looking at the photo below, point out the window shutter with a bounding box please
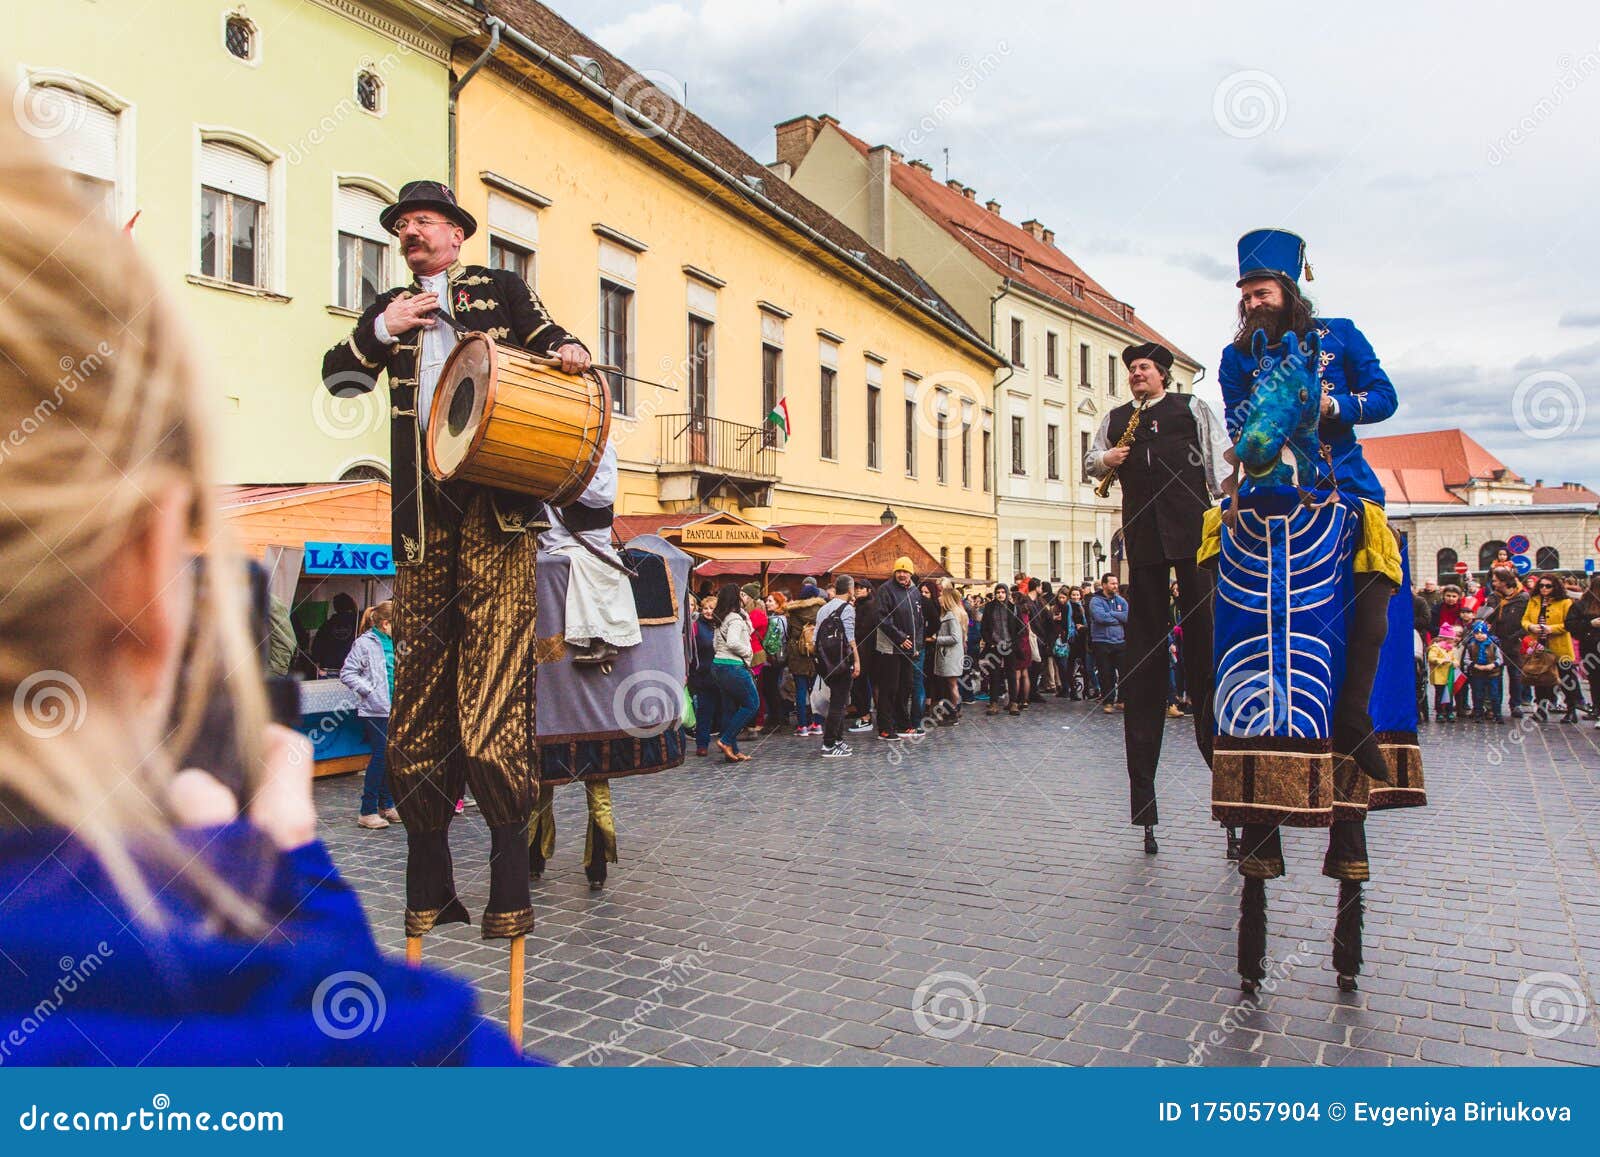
[200,141,269,201]
[336,184,389,243]
[46,89,117,181]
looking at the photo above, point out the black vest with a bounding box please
[1108,392,1210,566]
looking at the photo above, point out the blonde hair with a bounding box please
[360,599,395,634]
[939,584,968,634]
[0,117,266,929]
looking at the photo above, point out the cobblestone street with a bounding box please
[317,701,1600,1067]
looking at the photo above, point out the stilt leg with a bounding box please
[1239,877,1268,994]
[405,936,423,966]
[507,935,526,1050]
[1333,879,1364,991]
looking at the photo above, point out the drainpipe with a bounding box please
[988,281,1016,527]
[447,16,501,190]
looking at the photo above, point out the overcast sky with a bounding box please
[572,0,1600,487]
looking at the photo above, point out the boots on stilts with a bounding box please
[1333,879,1364,992]
[585,820,608,891]
[1239,877,1268,995]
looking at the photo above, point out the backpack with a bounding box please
[763,618,787,667]
[815,609,850,678]
[798,623,816,657]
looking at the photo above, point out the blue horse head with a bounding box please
[1234,328,1326,492]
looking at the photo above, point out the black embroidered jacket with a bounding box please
[320,262,578,564]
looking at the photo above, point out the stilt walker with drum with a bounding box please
[321,180,596,1047]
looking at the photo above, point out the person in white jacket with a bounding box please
[339,600,398,829]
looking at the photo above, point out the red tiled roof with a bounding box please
[1532,483,1600,505]
[482,2,993,356]
[1362,429,1518,488]
[819,120,1196,367]
[218,482,385,509]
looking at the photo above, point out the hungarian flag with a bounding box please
[766,397,790,437]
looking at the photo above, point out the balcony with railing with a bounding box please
[656,413,780,508]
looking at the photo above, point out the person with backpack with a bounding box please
[339,600,398,830]
[688,594,721,756]
[849,579,879,734]
[741,583,769,729]
[784,580,828,736]
[758,592,790,734]
[814,575,861,758]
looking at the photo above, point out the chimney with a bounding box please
[908,158,933,176]
[962,186,976,201]
[866,144,893,252]
[774,115,822,172]
[767,160,792,181]
[1041,228,1055,246]
[1020,218,1047,242]
[1534,478,1544,488]
[945,178,964,193]
[985,198,1002,215]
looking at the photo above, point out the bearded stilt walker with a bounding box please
[321,180,593,1047]
[1206,229,1425,995]
[1086,343,1232,857]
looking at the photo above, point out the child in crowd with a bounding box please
[1463,620,1505,723]
[1427,624,1460,722]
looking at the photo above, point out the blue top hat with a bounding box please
[1236,228,1309,286]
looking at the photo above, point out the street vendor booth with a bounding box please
[610,511,949,593]
[220,482,395,777]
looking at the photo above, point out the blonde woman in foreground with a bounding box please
[0,118,523,1065]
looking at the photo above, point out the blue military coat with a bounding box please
[1218,317,1396,505]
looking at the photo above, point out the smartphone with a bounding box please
[170,558,301,797]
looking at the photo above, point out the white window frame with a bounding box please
[221,10,262,67]
[193,127,284,294]
[599,276,637,417]
[488,190,541,292]
[331,177,395,312]
[17,68,136,226]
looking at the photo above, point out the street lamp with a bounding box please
[880,505,897,526]
[1092,538,1105,564]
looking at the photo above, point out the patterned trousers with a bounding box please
[390,480,537,939]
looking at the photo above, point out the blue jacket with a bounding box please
[1218,317,1396,505]
[1089,593,1128,645]
[0,823,529,1066]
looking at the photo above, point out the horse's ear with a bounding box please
[1251,328,1269,363]
[1303,327,1322,367]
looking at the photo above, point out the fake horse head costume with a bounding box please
[1207,239,1426,995]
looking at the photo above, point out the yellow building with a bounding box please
[5,0,476,481]
[777,115,1202,585]
[451,1,1004,580]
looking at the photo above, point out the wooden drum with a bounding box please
[426,333,610,506]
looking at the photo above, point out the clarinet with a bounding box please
[1093,400,1149,498]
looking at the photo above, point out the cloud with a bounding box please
[1167,251,1235,282]
[1558,310,1600,328]
[1243,145,1339,175]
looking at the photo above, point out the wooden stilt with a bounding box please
[405,935,423,966]
[507,935,526,1051]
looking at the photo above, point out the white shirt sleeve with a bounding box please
[1084,411,1115,480]
[1189,395,1233,498]
[373,311,398,346]
[574,440,617,509]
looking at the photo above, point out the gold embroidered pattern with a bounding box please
[401,534,421,563]
[345,336,379,368]
[463,298,498,312]
[456,274,493,286]
[483,326,511,341]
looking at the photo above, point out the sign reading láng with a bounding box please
[303,541,395,575]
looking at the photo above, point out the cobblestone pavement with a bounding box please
[316,698,1600,1067]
